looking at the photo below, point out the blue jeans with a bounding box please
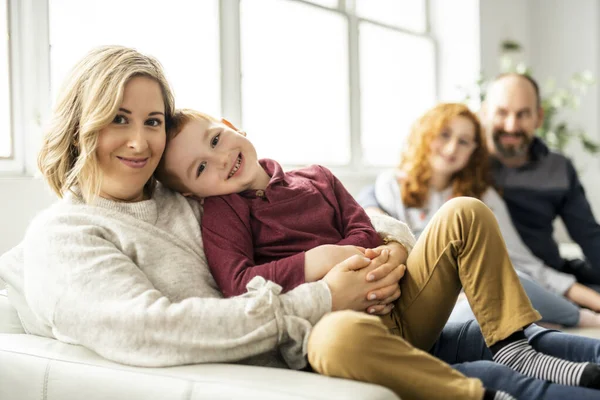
[432,320,600,399]
[449,273,581,327]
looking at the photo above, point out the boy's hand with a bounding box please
[363,242,408,315]
[365,242,408,282]
[304,244,366,282]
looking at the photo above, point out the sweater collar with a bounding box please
[66,189,159,224]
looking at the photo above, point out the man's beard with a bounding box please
[492,130,532,158]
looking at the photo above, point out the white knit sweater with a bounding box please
[0,184,415,369]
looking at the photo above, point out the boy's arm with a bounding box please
[202,196,307,297]
[319,166,383,248]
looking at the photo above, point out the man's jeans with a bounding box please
[449,274,581,327]
[432,320,600,399]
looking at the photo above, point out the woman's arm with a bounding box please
[19,212,403,369]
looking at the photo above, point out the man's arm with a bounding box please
[559,160,600,270]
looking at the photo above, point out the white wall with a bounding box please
[528,0,600,217]
[479,0,532,77]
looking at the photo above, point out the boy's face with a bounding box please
[161,118,262,198]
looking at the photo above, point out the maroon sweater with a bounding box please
[202,159,383,297]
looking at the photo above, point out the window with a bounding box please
[360,23,435,166]
[355,0,427,32]
[49,0,221,116]
[304,0,338,8]
[238,0,434,167]
[0,0,11,159]
[3,0,436,173]
[240,0,350,164]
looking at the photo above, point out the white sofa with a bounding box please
[0,289,399,400]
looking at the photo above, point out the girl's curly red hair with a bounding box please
[399,103,491,208]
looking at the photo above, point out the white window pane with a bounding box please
[305,0,338,8]
[356,0,426,32]
[240,0,350,165]
[0,0,11,158]
[49,0,220,116]
[360,23,435,166]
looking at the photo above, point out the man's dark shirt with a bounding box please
[491,138,600,272]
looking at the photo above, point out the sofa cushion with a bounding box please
[0,334,399,400]
[0,289,25,334]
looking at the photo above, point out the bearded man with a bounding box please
[482,73,600,287]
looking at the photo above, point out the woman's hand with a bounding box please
[322,253,406,313]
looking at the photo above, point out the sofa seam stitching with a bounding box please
[42,359,51,400]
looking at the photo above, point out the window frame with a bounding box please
[1,0,435,176]
[0,0,15,165]
[0,0,50,175]
[224,0,436,174]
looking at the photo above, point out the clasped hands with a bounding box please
[306,242,408,316]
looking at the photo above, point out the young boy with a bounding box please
[156,109,397,298]
[156,109,600,394]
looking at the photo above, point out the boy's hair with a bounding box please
[155,109,220,192]
[38,45,175,203]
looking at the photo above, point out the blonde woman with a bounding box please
[1,47,600,400]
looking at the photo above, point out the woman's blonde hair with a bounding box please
[38,45,175,202]
[399,103,491,208]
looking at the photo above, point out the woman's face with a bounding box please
[96,76,166,202]
[429,115,477,177]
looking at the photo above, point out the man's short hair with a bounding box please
[491,73,541,107]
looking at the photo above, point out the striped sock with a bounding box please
[483,389,516,400]
[492,337,596,386]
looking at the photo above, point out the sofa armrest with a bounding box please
[0,333,399,400]
[0,289,25,334]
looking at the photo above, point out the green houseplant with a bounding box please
[462,40,599,155]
